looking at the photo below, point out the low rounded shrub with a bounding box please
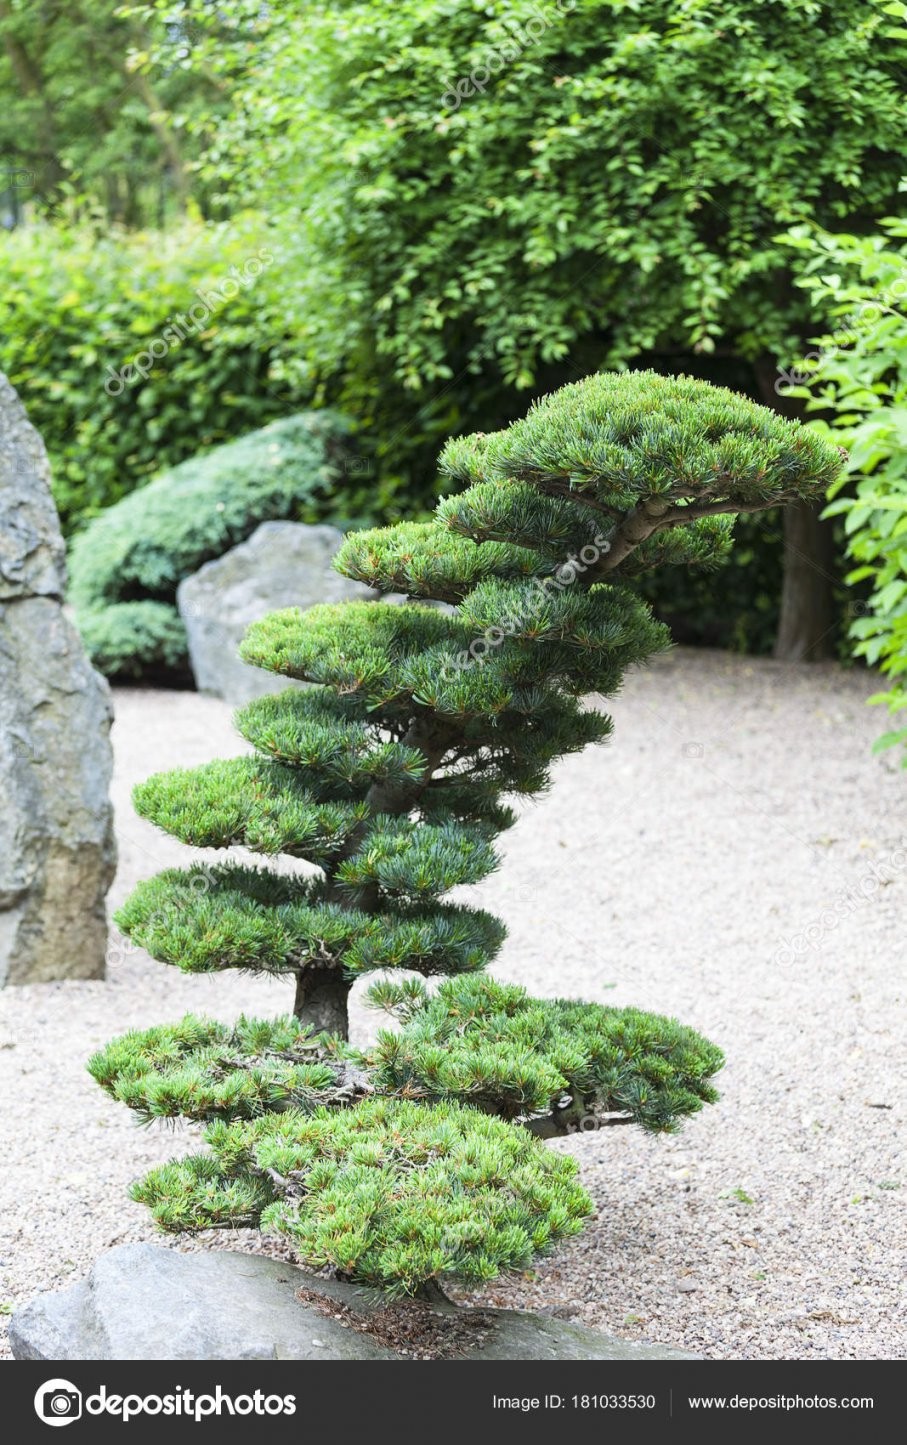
[69,411,353,682]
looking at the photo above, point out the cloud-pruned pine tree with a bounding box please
[91,372,842,1295]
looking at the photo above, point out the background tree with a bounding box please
[140,0,906,658]
[90,372,841,1294]
[0,0,234,223]
[2,0,901,657]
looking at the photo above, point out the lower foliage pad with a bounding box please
[134,1096,593,1296]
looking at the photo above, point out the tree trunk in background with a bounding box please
[122,20,190,213]
[772,501,837,661]
[753,357,838,661]
[0,0,66,195]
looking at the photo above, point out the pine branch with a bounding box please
[589,499,669,573]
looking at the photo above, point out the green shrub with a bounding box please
[91,371,840,1295]
[75,601,189,682]
[782,219,907,762]
[69,410,353,681]
[0,214,313,534]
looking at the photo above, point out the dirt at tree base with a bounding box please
[295,1281,498,1360]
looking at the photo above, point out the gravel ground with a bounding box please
[1,649,904,1360]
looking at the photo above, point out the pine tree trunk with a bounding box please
[293,966,349,1037]
[753,357,837,662]
[413,1278,454,1305]
[292,721,456,1041]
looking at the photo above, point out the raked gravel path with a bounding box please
[1,649,904,1360]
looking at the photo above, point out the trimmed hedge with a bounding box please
[0,215,311,535]
[69,411,353,682]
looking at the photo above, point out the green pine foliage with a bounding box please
[438,373,839,507]
[336,522,545,603]
[133,1098,593,1296]
[94,371,841,1294]
[116,865,505,979]
[88,1014,344,1124]
[367,977,724,1134]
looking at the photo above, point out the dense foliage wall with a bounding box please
[0,217,310,534]
[4,0,906,652]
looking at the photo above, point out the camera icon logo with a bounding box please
[34,1379,83,1427]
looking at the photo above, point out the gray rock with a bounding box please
[0,374,115,985]
[0,381,66,603]
[304,1274,698,1361]
[11,1245,697,1361]
[11,1246,397,1361]
[177,521,377,703]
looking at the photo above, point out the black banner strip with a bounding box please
[2,1360,900,1443]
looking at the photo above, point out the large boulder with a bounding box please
[0,374,115,985]
[10,1244,697,1361]
[178,521,376,703]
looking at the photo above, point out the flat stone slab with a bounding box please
[10,1245,697,1361]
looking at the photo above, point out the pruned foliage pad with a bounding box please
[95,372,841,1292]
[88,974,723,1132]
[368,976,724,1132]
[88,1015,354,1124]
[133,1098,593,1296]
